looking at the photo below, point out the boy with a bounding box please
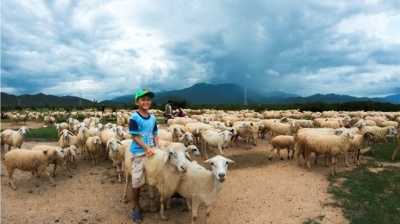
[129,88,159,223]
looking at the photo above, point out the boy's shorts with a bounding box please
[131,152,146,188]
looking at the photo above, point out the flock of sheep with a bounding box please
[1,108,400,223]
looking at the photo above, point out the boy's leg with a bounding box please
[132,187,141,211]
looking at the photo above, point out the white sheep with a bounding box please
[159,140,201,156]
[73,123,89,157]
[144,143,190,220]
[200,130,233,159]
[58,129,76,148]
[157,128,182,142]
[54,122,70,134]
[269,135,295,160]
[1,126,29,155]
[345,132,375,166]
[85,136,103,165]
[31,145,73,178]
[177,155,235,224]
[303,128,354,175]
[100,125,126,158]
[106,137,124,182]
[233,122,256,150]
[4,148,64,189]
[354,119,398,154]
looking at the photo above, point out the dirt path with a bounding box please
[1,122,350,224]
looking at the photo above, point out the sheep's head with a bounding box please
[389,126,398,135]
[164,143,188,172]
[204,155,235,183]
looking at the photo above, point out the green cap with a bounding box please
[135,88,155,101]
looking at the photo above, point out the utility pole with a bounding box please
[244,87,248,106]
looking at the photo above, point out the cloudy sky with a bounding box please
[2,0,400,101]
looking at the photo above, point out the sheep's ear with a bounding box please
[68,131,75,136]
[70,147,76,156]
[163,150,171,164]
[204,158,212,164]
[185,151,192,162]
[117,140,123,145]
[93,137,97,144]
[58,132,63,137]
[56,148,65,158]
[226,158,235,164]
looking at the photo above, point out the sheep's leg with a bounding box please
[329,156,337,176]
[217,145,224,156]
[7,168,17,190]
[95,153,99,165]
[40,167,56,187]
[205,204,213,224]
[344,153,350,167]
[116,164,122,183]
[159,195,168,220]
[147,185,157,213]
[304,152,311,171]
[276,148,283,160]
[191,198,201,224]
[268,147,276,160]
[392,145,400,161]
[62,163,72,178]
[324,155,329,167]
[53,163,58,177]
[184,198,192,211]
[314,153,319,164]
[123,173,130,203]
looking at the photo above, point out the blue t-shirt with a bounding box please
[129,112,158,154]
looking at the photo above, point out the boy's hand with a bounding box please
[145,146,156,157]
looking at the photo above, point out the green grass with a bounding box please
[26,126,59,140]
[326,140,400,224]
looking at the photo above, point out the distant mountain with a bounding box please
[383,94,400,104]
[1,92,95,108]
[282,93,389,104]
[112,83,399,105]
[260,90,299,98]
[1,83,399,108]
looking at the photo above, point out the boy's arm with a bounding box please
[153,135,160,149]
[132,135,155,157]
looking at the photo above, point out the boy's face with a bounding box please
[135,95,152,110]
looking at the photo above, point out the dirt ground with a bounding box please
[1,122,351,224]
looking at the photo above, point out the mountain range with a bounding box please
[1,83,399,108]
[111,83,400,105]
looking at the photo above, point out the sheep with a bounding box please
[85,136,103,165]
[346,132,375,166]
[269,135,295,160]
[32,145,74,178]
[184,122,213,146]
[354,119,398,154]
[157,128,182,142]
[270,121,297,138]
[4,148,65,190]
[159,140,201,156]
[106,138,124,183]
[144,143,190,220]
[303,128,354,175]
[233,122,256,150]
[1,126,29,155]
[200,130,233,159]
[100,125,126,158]
[58,129,76,148]
[73,123,89,157]
[54,122,70,133]
[177,155,235,224]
